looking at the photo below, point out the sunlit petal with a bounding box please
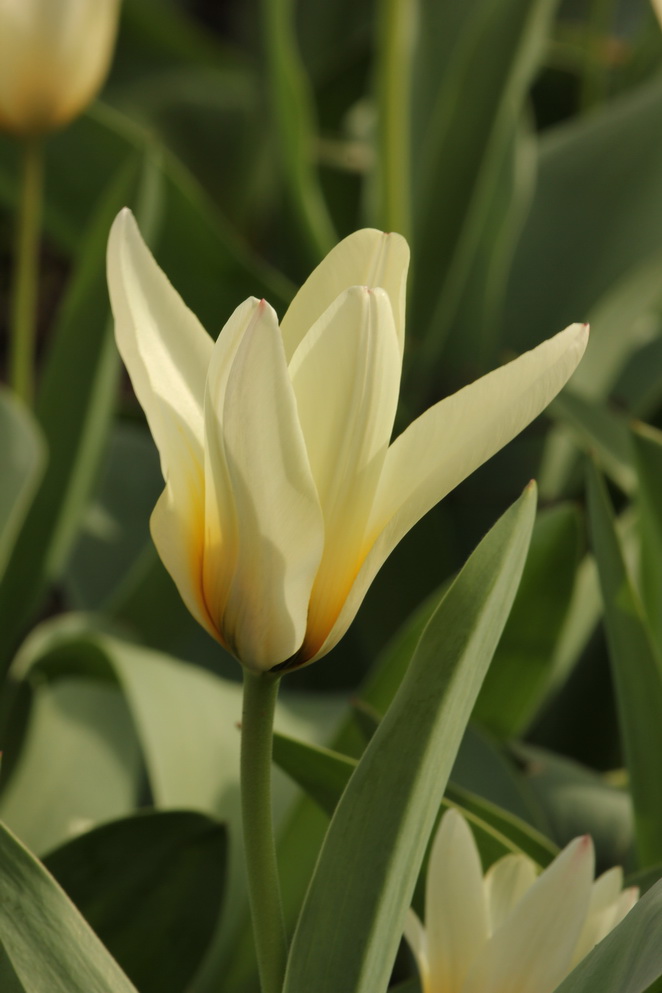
[426,810,489,993]
[217,300,324,670]
[280,229,410,360]
[107,208,212,500]
[309,323,588,661]
[289,286,401,660]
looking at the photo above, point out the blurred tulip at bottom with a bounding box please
[0,0,121,135]
[107,209,587,673]
[406,809,638,993]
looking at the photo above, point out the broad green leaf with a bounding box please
[554,878,662,993]
[474,504,581,738]
[0,153,152,667]
[409,0,554,375]
[272,729,557,868]
[631,422,662,653]
[0,820,138,993]
[505,75,662,353]
[514,743,634,870]
[44,811,226,993]
[63,423,162,610]
[283,484,536,993]
[587,460,662,867]
[0,389,45,582]
[0,675,141,855]
[7,618,342,983]
[549,391,635,494]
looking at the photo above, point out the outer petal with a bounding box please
[107,208,212,490]
[308,322,588,662]
[288,286,401,661]
[484,854,538,934]
[108,208,213,631]
[216,300,324,670]
[463,836,594,993]
[279,229,410,360]
[0,0,120,134]
[404,910,430,993]
[425,810,489,993]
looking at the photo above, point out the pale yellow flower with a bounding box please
[107,209,587,672]
[0,0,121,135]
[406,809,638,993]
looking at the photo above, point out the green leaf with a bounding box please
[409,0,554,374]
[283,484,536,993]
[587,460,662,867]
[506,75,662,353]
[474,504,581,737]
[0,674,142,855]
[0,820,139,993]
[262,0,335,260]
[549,391,635,494]
[554,878,662,993]
[514,744,634,870]
[272,729,556,868]
[0,388,44,582]
[631,421,662,654]
[0,152,151,666]
[44,811,226,993]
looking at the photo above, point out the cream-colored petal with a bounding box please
[425,810,489,993]
[484,854,538,934]
[404,909,430,993]
[150,484,216,641]
[308,322,588,662]
[280,229,410,360]
[201,298,266,645]
[218,300,324,670]
[571,870,638,967]
[463,835,594,993]
[0,0,120,133]
[107,208,212,510]
[289,286,401,660]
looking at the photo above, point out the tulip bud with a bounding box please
[0,0,121,136]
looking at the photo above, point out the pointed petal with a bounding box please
[425,810,489,993]
[289,286,401,659]
[215,300,323,670]
[404,909,430,993]
[280,229,410,360]
[571,869,636,967]
[107,208,212,500]
[464,836,594,993]
[108,208,213,632]
[308,323,588,662]
[201,298,266,645]
[484,854,538,933]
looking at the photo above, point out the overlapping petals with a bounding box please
[406,809,638,993]
[107,208,588,672]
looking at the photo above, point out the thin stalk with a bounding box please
[241,669,287,993]
[375,0,416,237]
[9,136,43,405]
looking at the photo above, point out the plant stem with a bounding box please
[241,669,287,993]
[9,136,43,405]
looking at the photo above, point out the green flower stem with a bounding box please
[9,136,43,405]
[375,0,416,238]
[241,669,287,993]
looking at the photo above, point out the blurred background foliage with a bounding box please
[2,0,662,990]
